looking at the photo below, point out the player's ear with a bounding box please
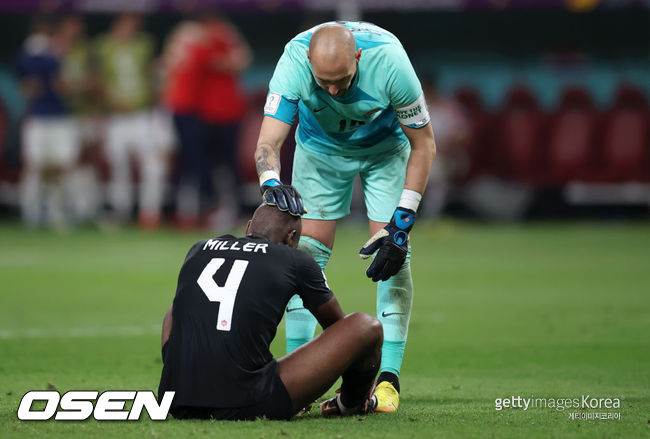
[306,50,311,63]
[286,229,298,248]
[245,220,252,235]
[355,48,362,62]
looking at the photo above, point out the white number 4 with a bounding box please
[197,258,249,331]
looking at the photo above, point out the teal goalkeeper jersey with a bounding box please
[264,21,430,157]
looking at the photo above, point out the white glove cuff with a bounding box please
[259,170,281,186]
[398,189,422,212]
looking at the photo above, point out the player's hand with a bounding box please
[262,183,307,217]
[359,207,415,282]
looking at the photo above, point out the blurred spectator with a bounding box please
[17,17,81,229]
[161,20,208,229]
[421,77,470,219]
[162,14,251,230]
[94,13,169,229]
[196,14,252,230]
[56,15,101,224]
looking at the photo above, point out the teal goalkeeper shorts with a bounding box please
[291,140,410,223]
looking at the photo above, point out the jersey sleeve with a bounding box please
[264,42,305,125]
[385,46,431,129]
[293,250,334,311]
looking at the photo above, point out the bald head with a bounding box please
[246,204,301,247]
[308,24,360,97]
[310,24,356,65]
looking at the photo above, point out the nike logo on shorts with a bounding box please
[286,307,305,313]
[313,106,326,113]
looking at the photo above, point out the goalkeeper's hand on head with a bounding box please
[359,207,415,282]
[260,177,307,217]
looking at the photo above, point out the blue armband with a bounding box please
[264,92,298,125]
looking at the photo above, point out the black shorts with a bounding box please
[169,372,294,421]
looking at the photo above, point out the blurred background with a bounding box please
[0,0,648,232]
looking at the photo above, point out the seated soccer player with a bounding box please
[158,194,382,420]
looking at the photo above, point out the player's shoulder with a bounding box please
[341,22,410,72]
[190,235,300,261]
[193,234,236,248]
[186,235,321,270]
[289,246,324,273]
[184,234,236,260]
[263,239,307,265]
[275,31,312,80]
[343,21,403,49]
[289,245,313,263]
[289,21,401,50]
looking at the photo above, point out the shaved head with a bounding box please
[310,24,356,66]
[246,204,301,247]
[308,24,361,97]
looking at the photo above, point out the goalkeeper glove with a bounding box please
[260,177,282,193]
[359,207,415,282]
[260,177,306,217]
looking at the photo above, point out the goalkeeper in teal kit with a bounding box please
[254,22,436,414]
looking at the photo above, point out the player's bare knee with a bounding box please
[367,316,383,346]
[347,312,382,345]
[346,311,370,325]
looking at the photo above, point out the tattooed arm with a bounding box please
[255,116,293,178]
[255,116,306,215]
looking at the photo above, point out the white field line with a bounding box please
[0,324,160,339]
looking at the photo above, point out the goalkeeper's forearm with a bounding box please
[255,116,291,182]
[255,142,282,183]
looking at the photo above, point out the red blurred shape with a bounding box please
[0,99,19,184]
[546,87,598,185]
[237,91,266,183]
[453,87,493,179]
[598,85,650,182]
[493,85,544,184]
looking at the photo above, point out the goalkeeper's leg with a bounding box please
[372,219,414,411]
[286,234,333,353]
[377,247,412,382]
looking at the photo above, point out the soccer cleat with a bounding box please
[374,381,399,412]
[363,394,378,414]
[319,394,378,416]
[318,396,342,416]
[296,403,313,416]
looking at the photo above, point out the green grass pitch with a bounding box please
[1,221,648,438]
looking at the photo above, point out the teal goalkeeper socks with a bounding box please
[377,247,413,375]
[286,236,332,353]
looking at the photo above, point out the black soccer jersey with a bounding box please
[158,235,333,409]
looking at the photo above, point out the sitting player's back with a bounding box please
[159,234,332,411]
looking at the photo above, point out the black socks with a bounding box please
[340,366,380,409]
[378,371,400,393]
